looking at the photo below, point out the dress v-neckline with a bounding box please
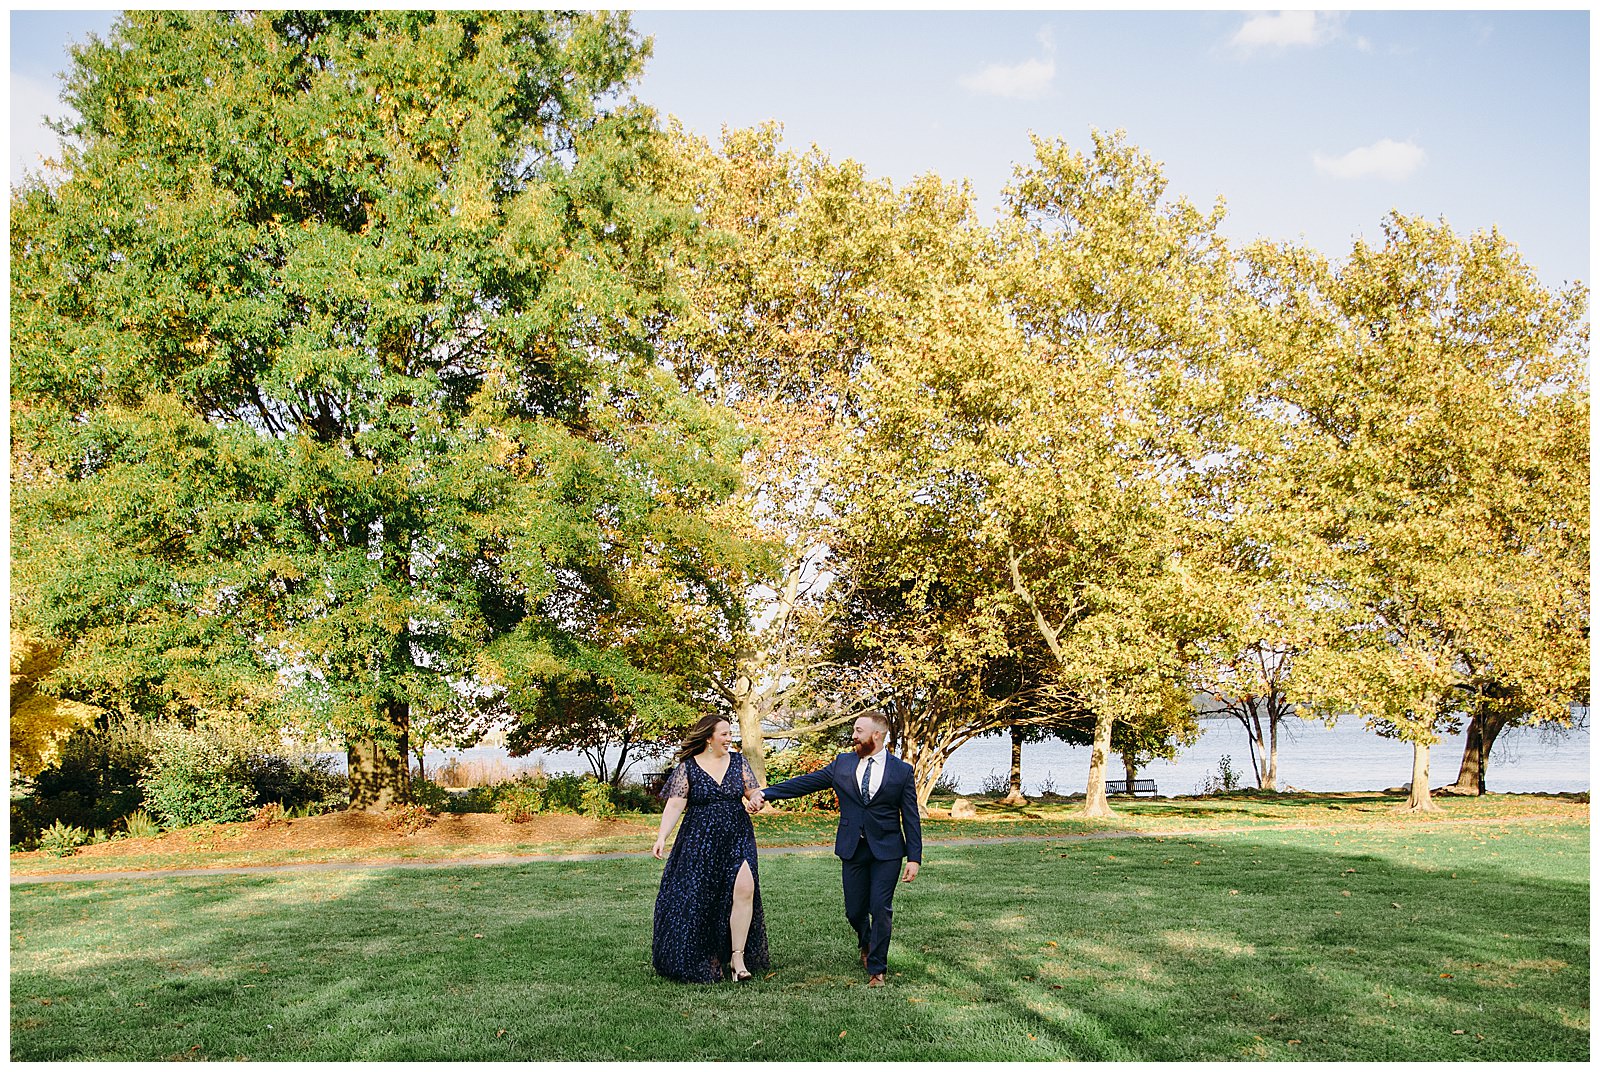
[694,753,733,786]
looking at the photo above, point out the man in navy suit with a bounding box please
[748,713,922,987]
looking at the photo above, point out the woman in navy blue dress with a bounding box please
[651,714,769,983]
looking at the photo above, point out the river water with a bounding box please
[937,714,1590,796]
[398,713,1587,796]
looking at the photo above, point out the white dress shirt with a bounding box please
[855,749,888,801]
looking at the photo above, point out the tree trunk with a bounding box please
[1001,723,1028,805]
[1399,738,1437,812]
[1120,751,1138,792]
[1082,709,1116,818]
[1444,710,1507,795]
[1241,703,1266,789]
[347,702,411,811]
[733,651,768,785]
[912,758,942,817]
[1264,711,1279,792]
[902,733,958,818]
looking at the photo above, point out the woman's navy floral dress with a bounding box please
[651,752,770,982]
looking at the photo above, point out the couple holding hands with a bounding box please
[650,712,922,988]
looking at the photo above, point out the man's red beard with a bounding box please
[853,739,875,758]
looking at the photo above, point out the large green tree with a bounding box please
[1254,217,1589,810]
[659,125,1001,781]
[11,10,749,808]
[977,131,1242,817]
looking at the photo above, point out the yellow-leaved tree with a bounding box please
[10,629,101,777]
[1262,215,1589,811]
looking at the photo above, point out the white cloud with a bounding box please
[1313,138,1427,181]
[960,30,1056,101]
[1230,11,1343,52]
[11,72,72,186]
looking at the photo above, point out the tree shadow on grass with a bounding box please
[9,825,1589,1060]
[893,829,1588,1060]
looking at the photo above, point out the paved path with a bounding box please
[9,815,1567,885]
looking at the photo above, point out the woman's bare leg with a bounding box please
[729,860,755,975]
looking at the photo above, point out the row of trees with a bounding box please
[12,11,1588,817]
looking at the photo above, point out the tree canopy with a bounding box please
[11,10,753,806]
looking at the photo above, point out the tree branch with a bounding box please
[1007,543,1065,661]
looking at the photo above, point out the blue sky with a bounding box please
[10,8,1591,289]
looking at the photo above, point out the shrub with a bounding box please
[979,770,1009,796]
[932,769,962,795]
[494,781,545,824]
[1197,755,1243,796]
[763,747,840,812]
[122,809,162,839]
[579,778,616,819]
[385,803,434,835]
[11,716,157,846]
[242,751,348,814]
[448,785,498,814]
[541,773,587,813]
[285,801,331,819]
[250,802,288,829]
[139,727,258,829]
[409,779,454,813]
[38,819,91,857]
[613,779,664,814]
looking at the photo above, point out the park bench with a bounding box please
[1105,778,1157,796]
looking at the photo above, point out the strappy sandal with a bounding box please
[730,949,753,983]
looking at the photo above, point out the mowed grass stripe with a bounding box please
[10,821,1588,1061]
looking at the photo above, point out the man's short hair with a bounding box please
[859,712,890,735]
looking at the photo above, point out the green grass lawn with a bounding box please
[11,818,1587,1060]
[9,790,1585,876]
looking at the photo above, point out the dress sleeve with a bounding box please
[662,761,690,800]
[739,751,761,790]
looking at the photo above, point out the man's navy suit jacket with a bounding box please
[763,751,923,864]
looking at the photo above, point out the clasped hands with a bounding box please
[743,790,766,814]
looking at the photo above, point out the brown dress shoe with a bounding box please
[867,973,886,988]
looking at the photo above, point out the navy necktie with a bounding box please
[860,757,873,801]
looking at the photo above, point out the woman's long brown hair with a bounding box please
[670,713,731,768]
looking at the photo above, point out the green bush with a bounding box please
[763,746,840,811]
[122,810,162,839]
[409,778,453,813]
[1198,755,1243,796]
[38,819,91,857]
[10,717,156,846]
[579,778,616,819]
[414,781,497,814]
[138,728,258,829]
[612,779,664,814]
[978,770,1010,796]
[242,752,348,814]
[494,781,546,824]
[541,773,587,813]
[11,718,347,847]
[451,785,498,813]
